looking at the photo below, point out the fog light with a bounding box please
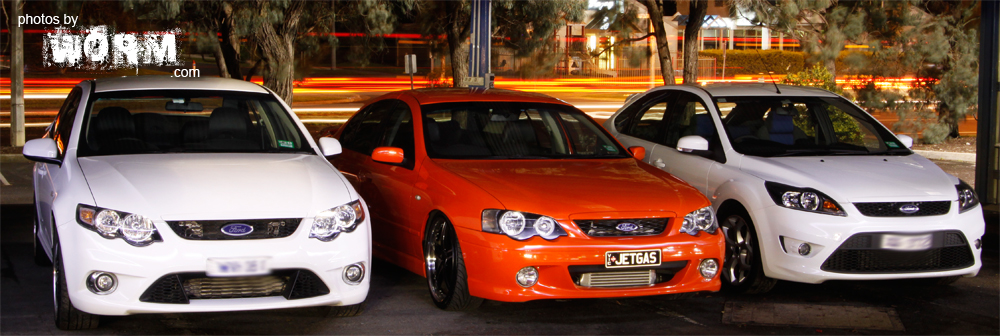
[698,259,719,279]
[515,266,538,287]
[798,243,811,256]
[86,272,117,295]
[975,239,982,249]
[343,263,364,285]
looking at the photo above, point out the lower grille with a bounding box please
[569,261,686,288]
[140,269,330,304]
[821,231,975,274]
[574,218,670,237]
[853,201,950,217]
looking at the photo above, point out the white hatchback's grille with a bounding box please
[576,270,656,287]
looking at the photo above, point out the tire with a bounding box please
[720,208,776,294]
[325,301,366,317]
[53,242,100,330]
[423,215,483,311]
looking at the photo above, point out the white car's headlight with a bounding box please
[77,204,161,246]
[679,206,718,236]
[956,180,979,213]
[482,209,568,240]
[310,200,365,242]
[764,181,846,216]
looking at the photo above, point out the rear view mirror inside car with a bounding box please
[165,101,204,111]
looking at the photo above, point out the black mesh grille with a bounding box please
[853,201,951,217]
[140,269,329,303]
[822,231,975,274]
[574,218,670,237]
[166,218,301,240]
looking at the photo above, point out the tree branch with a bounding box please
[592,32,654,57]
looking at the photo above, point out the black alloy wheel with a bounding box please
[720,209,776,294]
[423,215,482,311]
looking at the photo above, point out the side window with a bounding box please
[52,87,83,157]
[663,92,726,162]
[339,101,392,155]
[380,101,416,169]
[620,91,676,143]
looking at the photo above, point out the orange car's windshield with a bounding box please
[421,102,629,159]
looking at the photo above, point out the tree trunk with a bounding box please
[640,0,675,85]
[251,1,304,104]
[683,0,707,84]
[213,39,229,78]
[445,0,471,87]
[218,2,243,80]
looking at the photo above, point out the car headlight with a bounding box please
[77,204,162,247]
[482,209,568,240]
[764,182,846,216]
[310,199,365,242]
[956,180,979,213]
[680,206,718,236]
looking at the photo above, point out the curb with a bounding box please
[913,150,976,163]
[1,154,29,163]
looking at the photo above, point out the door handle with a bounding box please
[654,159,666,168]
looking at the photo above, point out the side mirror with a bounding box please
[318,137,342,157]
[372,146,405,164]
[628,146,645,161]
[677,135,712,158]
[23,138,61,165]
[896,134,914,149]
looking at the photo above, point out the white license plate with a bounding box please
[880,234,932,251]
[206,257,270,277]
[605,249,661,268]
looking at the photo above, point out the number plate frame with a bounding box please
[605,249,661,268]
[880,233,933,251]
[206,257,271,277]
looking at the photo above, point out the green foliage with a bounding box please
[781,64,862,143]
[782,64,840,94]
[698,49,805,75]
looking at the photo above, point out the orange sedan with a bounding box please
[331,88,724,310]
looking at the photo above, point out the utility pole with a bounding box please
[11,0,25,146]
[466,0,493,89]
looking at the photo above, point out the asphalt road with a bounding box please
[1,201,997,335]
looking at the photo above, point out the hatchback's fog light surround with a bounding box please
[765,182,846,216]
[680,206,718,236]
[698,259,719,279]
[482,210,568,240]
[516,266,539,287]
[343,263,365,285]
[86,271,117,295]
[77,204,162,246]
[310,200,365,242]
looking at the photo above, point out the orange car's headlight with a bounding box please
[481,209,567,241]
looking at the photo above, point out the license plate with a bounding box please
[880,233,932,251]
[605,249,661,268]
[206,257,270,277]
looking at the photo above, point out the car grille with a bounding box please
[574,218,670,237]
[166,218,301,240]
[821,231,975,274]
[569,261,686,288]
[139,269,329,304]
[853,201,950,217]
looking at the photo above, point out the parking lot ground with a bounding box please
[1,202,997,335]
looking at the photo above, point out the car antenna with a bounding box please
[754,48,781,94]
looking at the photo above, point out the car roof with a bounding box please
[698,83,841,97]
[403,88,570,105]
[92,76,269,94]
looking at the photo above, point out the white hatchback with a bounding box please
[603,84,984,294]
[24,76,371,329]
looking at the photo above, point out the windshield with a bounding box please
[715,96,910,157]
[77,90,313,156]
[421,102,629,159]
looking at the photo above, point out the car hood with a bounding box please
[78,154,355,220]
[433,159,707,219]
[739,154,958,202]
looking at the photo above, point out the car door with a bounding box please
[611,91,677,165]
[645,90,727,195]
[36,87,83,251]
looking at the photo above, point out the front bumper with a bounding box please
[752,203,985,284]
[59,217,371,316]
[458,227,724,302]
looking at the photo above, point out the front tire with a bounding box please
[423,214,482,311]
[53,243,100,330]
[720,208,776,294]
[325,301,366,317]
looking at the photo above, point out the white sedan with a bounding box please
[603,84,984,293]
[24,76,370,330]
